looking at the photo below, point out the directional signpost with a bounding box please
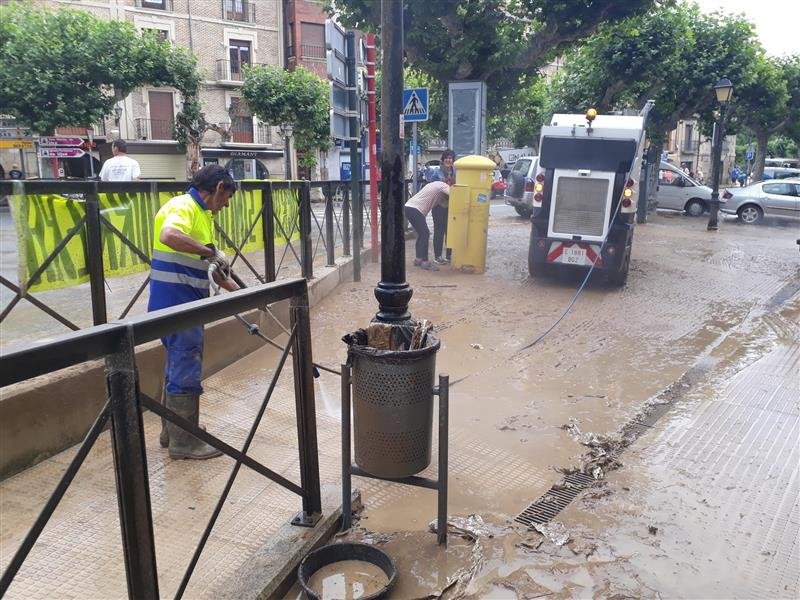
[403,88,429,192]
[39,136,84,147]
[38,136,87,177]
[39,147,85,158]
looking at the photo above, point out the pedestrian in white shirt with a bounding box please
[99,139,141,181]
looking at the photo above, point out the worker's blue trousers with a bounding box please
[163,326,204,395]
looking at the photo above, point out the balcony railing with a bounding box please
[227,122,272,145]
[134,118,175,141]
[135,0,173,10]
[223,0,255,23]
[216,59,265,82]
[300,44,326,60]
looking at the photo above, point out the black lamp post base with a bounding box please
[374,282,413,323]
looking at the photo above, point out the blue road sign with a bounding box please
[403,88,429,122]
[745,148,754,162]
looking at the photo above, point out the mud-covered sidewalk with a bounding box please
[301,207,800,599]
[1,203,797,599]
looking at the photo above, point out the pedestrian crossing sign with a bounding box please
[403,88,429,122]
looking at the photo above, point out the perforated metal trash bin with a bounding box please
[348,333,440,479]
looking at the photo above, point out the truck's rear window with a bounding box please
[539,137,637,172]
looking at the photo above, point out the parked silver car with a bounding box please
[656,162,713,216]
[762,166,800,180]
[503,155,538,218]
[720,178,800,224]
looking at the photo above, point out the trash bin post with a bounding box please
[436,373,449,547]
[341,363,352,532]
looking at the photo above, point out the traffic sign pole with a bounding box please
[412,123,419,194]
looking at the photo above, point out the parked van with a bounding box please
[656,162,713,216]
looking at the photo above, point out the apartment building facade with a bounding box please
[664,119,736,183]
[24,0,287,180]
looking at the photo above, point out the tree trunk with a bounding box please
[752,131,768,182]
[646,142,663,212]
[186,137,201,179]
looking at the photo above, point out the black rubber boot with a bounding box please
[165,393,222,460]
[160,387,206,450]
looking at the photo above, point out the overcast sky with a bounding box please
[692,0,799,57]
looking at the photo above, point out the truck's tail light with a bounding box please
[534,192,543,202]
[524,178,535,192]
[626,178,635,188]
[534,182,544,193]
[536,173,545,183]
[622,197,632,207]
[623,187,634,198]
[722,190,733,200]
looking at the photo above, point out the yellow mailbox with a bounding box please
[447,155,496,273]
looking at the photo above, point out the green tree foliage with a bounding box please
[328,0,658,143]
[730,55,800,179]
[0,3,200,135]
[550,3,760,142]
[242,65,330,168]
[491,74,551,148]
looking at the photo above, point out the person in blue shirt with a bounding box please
[427,149,455,265]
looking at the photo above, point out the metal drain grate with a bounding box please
[514,471,595,527]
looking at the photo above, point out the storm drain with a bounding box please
[514,471,595,527]
[515,382,691,528]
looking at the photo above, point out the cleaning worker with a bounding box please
[148,164,239,460]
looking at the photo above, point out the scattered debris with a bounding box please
[470,343,484,350]
[428,514,494,541]
[410,319,433,350]
[532,521,571,546]
[648,525,658,535]
[366,322,396,350]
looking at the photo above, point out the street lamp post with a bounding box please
[374,0,412,323]
[279,122,295,180]
[707,77,733,231]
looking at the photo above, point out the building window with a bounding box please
[230,98,253,143]
[683,123,694,152]
[300,22,325,59]
[224,0,254,24]
[143,28,170,43]
[229,39,252,81]
[286,20,295,58]
[137,0,172,10]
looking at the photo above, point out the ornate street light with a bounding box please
[279,122,295,180]
[707,77,733,231]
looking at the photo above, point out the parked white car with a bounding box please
[656,162,713,216]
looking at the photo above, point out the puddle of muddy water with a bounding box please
[305,560,389,599]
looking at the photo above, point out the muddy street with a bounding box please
[298,203,799,598]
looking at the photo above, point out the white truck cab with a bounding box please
[527,103,653,286]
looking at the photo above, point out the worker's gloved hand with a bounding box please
[209,249,231,279]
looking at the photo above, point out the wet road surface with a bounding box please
[1,202,798,598]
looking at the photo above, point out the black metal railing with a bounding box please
[0,278,321,599]
[300,43,326,60]
[216,60,266,82]
[222,0,255,23]
[134,117,175,141]
[0,178,371,343]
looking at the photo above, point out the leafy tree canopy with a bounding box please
[0,2,200,134]
[550,3,761,143]
[242,65,331,167]
[328,0,660,141]
[727,55,800,178]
